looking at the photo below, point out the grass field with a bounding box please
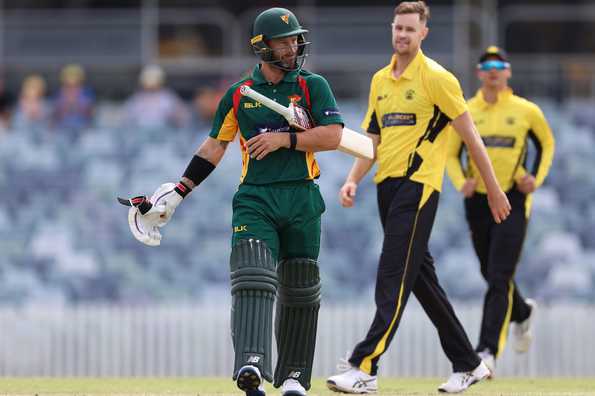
[0,378,594,396]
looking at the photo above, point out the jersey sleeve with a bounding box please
[209,87,238,141]
[427,70,468,121]
[307,74,344,127]
[527,103,555,187]
[445,126,467,191]
[360,74,381,134]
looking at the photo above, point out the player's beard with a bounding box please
[394,39,414,56]
[276,53,297,69]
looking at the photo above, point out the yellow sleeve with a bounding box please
[445,126,467,191]
[528,103,555,187]
[427,70,468,121]
[360,75,381,134]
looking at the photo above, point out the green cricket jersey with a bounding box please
[209,64,344,184]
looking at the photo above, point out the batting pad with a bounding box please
[230,239,278,382]
[273,258,321,390]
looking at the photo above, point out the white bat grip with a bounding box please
[240,85,292,119]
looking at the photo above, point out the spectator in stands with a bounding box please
[190,85,224,132]
[0,76,14,132]
[53,64,95,132]
[123,64,189,129]
[12,74,51,131]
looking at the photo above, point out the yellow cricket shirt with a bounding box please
[446,88,555,194]
[361,49,468,192]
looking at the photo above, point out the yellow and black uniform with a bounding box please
[446,89,554,357]
[348,50,481,376]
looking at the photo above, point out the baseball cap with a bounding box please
[478,46,508,63]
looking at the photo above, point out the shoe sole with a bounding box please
[237,366,261,392]
[326,380,377,394]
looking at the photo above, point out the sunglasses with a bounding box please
[477,60,510,71]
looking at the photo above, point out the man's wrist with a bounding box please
[174,181,192,198]
[289,133,297,151]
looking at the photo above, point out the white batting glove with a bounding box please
[118,183,184,246]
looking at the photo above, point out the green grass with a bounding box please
[0,377,593,395]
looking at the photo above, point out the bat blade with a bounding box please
[339,128,374,160]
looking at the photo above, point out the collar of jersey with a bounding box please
[252,64,300,85]
[386,49,424,81]
[474,87,513,108]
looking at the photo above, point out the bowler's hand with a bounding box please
[246,133,288,160]
[516,174,536,194]
[339,181,358,208]
[487,189,511,224]
[460,178,477,198]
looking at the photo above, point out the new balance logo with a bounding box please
[247,356,261,364]
[288,371,301,378]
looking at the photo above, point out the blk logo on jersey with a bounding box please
[244,101,262,109]
[382,112,416,127]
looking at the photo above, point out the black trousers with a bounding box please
[465,188,532,357]
[349,178,480,375]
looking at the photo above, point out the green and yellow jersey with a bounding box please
[446,88,555,196]
[361,49,468,192]
[209,64,343,185]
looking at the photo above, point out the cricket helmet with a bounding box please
[250,7,310,71]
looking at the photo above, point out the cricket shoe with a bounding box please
[327,360,378,394]
[236,365,266,396]
[477,349,495,379]
[281,378,306,396]
[513,298,537,353]
[438,361,490,393]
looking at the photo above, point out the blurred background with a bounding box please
[0,0,594,379]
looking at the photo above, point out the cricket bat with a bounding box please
[240,85,374,160]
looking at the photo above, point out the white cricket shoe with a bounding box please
[438,361,490,393]
[513,298,537,353]
[327,367,378,394]
[477,349,495,379]
[281,378,306,396]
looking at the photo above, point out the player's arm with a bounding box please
[246,75,343,159]
[427,70,509,221]
[120,88,237,246]
[517,104,555,194]
[181,137,228,188]
[446,126,477,197]
[451,111,510,222]
[340,133,379,207]
[340,76,380,208]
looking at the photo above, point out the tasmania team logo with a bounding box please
[288,94,302,103]
[281,14,290,24]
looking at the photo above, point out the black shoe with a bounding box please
[237,365,265,396]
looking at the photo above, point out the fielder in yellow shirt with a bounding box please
[326,2,511,394]
[446,46,555,377]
